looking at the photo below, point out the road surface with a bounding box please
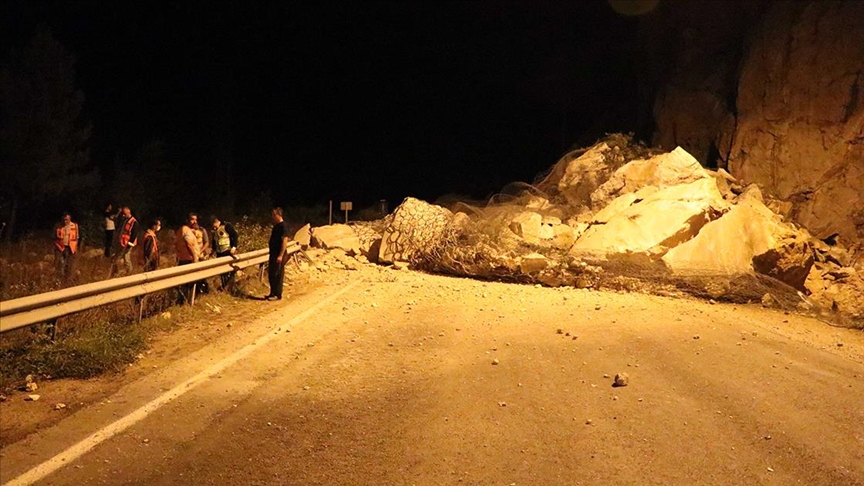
[1,267,863,485]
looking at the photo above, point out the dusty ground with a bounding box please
[1,257,863,485]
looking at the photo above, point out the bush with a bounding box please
[0,319,147,389]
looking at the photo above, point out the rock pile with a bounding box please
[301,136,861,323]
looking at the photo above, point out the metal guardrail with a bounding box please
[0,243,300,334]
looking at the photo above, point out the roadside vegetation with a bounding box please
[0,214,293,393]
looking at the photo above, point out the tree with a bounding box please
[0,26,96,237]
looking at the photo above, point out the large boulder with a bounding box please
[556,143,617,208]
[549,223,576,250]
[508,211,542,244]
[378,197,453,264]
[591,186,659,224]
[571,177,727,257]
[519,252,548,274]
[350,223,384,262]
[590,146,712,208]
[662,194,814,290]
[806,261,864,319]
[310,224,361,254]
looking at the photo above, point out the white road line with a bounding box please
[5,279,363,486]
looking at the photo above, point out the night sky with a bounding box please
[2,1,645,211]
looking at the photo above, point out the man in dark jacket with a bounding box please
[265,207,290,301]
[142,218,162,272]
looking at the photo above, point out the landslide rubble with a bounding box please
[299,135,863,325]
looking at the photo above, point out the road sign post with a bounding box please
[340,201,353,224]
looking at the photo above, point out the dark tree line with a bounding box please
[1,27,245,241]
[0,27,95,238]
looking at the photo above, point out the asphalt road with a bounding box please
[2,269,863,485]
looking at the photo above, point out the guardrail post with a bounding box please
[137,295,145,323]
[190,283,197,306]
[49,319,57,341]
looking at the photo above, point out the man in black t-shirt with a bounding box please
[266,207,290,300]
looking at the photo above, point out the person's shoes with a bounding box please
[264,295,281,301]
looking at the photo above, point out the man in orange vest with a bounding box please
[110,205,140,278]
[54,212,79,282]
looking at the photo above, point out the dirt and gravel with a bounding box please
[1,260,863,485]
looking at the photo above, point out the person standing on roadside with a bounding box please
[265,207,290,301]
[142,218,162,272]
[103,203,117,257]
[54,212,79,282]
[175,213,201,303]
[176,213,200,266]
[192,218,210,293]
[110,205,139,278]
[211,215,239,291]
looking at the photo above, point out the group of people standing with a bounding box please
[55,206,238,287]
[54,205,290,301]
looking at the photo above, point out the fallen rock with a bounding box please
[292,223,312,248]
[452,212,471,230]
[825,246,853,267]
[572,178,727,257]
[519,253,548,274]
[508,211,542,244]
[613,373,629,387]
[537,222,555,241]
[591,186,659,224]
[663,195,814,290]
[351,223,384,261]
[556,143,619,208]
[752,237,814,291]
[590,146,712,208]
[311,224,362,254]
[541,215,562,226]
[54,403,67,410]
[525,195,554,211]
[806,268,864,319]
[378,197,453,264]
[826,267,857,280]
[549,224,576,250]
[25,394,40,401]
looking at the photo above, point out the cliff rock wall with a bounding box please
[644,0,864,242]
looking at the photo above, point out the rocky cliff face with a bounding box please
[644,0,864,242]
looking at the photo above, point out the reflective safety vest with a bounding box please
[120,216,137,248]
[215,225,232,253]
[143,230,158,259]
[54,223,79,253]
